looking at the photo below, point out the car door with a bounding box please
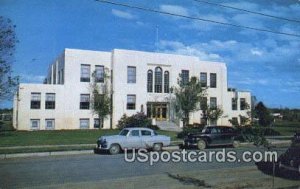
[220,127,232,144]
[140,130,153,148]
[209,127,222,145]
[126,130,143,149]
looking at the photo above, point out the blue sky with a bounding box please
[1,0,300,108]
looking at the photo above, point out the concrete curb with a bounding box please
[0,140,291,160]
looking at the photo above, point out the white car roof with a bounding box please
[123,127,153,131]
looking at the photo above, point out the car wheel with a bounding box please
[109,144,120,155]
[233,140,240,148]
[197,140,206,150]
[153,143,163,151]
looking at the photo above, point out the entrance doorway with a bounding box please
[147,103,168,121]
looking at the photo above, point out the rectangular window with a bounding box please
[210,97,217,109]
[127,66,136,83]
[94,118,101,128]
[200,72,207,87]
[30,119,40,130]
[200,97,207,110]
[45,93,55,109]
[127,95,136,110]
[80,94,90,109]
[45,119,55,130]
[95,65,104,83]
[210,73,217,88]
[232,98,237,110]
[80,64,90,82]
[80,119,90,129]
[240,98,246,110]
[181,70,189,85]
[31,93,41,109]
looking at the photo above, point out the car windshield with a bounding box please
[202,128,207,133]
[119,129,129,136]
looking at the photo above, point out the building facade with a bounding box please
[13,48,251,130]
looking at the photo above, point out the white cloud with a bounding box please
[251,49,263,56]
[20,74,45,83]
[111,9,136,20]
[159,5,189,16]
[158,40,222,61]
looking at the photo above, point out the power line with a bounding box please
[193,0,300,24]
[96,0,300,38]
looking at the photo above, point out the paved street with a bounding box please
[0,147,298,188]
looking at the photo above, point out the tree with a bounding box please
[174,76,206,127]
[206,106,223,125]
[0,16,19,101]
[90,68,111,129]
[254,102,273,127]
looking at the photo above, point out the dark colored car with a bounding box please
[183,126,239,149]
[278,132,300,174]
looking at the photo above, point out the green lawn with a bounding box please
[271,120,300,136]
[0,129,179,147]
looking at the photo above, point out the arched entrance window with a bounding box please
[147,70,153,92]
[154,67,162,93]
[164,71,169,93]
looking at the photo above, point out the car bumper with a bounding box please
[279,163,299,173]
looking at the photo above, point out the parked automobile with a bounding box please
[183,126,239,149]
[278,132,300,174]
[95,127,171,154]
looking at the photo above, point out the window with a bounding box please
[30,119,40,130]
[210,97,217,109]
[164,71,169,93]
[231,117,239,125]
[127,66,136,83]
[80,119,89,129]
[181,70,189,85]
[130,130,140,136]
[80,94,90,109]
[200,72,207,87]
[45,93,55,109]
[31,93,41,109]
[210,73,217,88]
[154,67,162,93]
[95,65,104,83]
[141,130,152,136]
[240,98,246,110]
[45,119,55,130]
[127,95,136,110]
[94,118,101,128]
[147,70,153,92]
[80,64,90,82]
[232,98,237,110]
[200,97,207,110]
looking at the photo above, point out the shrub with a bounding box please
[116,112,151,130]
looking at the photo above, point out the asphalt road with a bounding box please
[0,147,287,188]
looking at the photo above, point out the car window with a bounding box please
[210,127,218,134]
[141,130,152,136]
[130,130,140,136]
[119,129,129,136]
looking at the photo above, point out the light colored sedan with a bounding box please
[96,128,171,154]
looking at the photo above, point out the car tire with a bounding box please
[153,143,163,151]
[233,140,240,148]
[197,140,206,150]
[109,144,120,155]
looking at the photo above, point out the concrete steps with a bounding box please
[156,121,182,132]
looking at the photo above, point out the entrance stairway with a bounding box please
[156,121,182,132]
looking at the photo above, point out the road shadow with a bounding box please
[255,161,300,180]
[166,172,212,188]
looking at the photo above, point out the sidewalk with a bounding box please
[0,140,291,160]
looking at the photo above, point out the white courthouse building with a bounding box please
[13,48,251,130]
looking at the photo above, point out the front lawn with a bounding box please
[271,120,300,136]
[0,129,179,147]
